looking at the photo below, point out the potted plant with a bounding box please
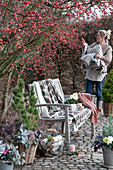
[102,69,113,116]
[0,142,25,170]
[93,114,113,168]
[11,79,42,164]
[13,124,42,164]
[65,92,81,111]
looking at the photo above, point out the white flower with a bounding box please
[70,92,78,101]
[103,136,113,145]
[70,95,73,99]
[107,136,113,144]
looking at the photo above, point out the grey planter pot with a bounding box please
[0,160,14,170]
[103,148,113,168]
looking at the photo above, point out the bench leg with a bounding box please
[61,122,65,134]
[65,107,70,152]
[91,123,95,137]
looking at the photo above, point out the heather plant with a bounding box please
[0,120,20,143]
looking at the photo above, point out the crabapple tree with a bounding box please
[0,0,112,119]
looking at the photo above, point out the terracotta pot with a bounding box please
[103,103,113,117]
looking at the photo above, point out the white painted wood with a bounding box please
[29,79,95,153]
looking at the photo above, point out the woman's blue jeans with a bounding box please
[85,77,105,101]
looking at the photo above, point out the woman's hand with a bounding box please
[81,38,86,47]
[94,52,102,59]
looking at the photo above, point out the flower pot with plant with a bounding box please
[102,70,113,117]
[93,114,113,168]
[12,79,42,164]
[65,92,81,111]
[0,142,25,170]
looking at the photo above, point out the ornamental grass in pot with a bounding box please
[93,114,113,168]
[102,69,113,117]
[11,79,42,164]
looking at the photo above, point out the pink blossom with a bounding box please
[3,149,9,155]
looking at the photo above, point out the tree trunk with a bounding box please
[1,70,13,121]
[72,74,78,92]
[0,60,29,122]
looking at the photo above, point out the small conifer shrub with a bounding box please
[12,79,38,131]
[102,70,113,103]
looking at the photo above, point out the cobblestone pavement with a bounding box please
[14,116,111,170]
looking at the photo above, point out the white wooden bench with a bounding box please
[28,78,95,152]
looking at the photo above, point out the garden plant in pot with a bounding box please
[12,79,42,164]
[102,69,113,117]
[93,114,113,168]
[65,92,82,111]
[0,142,25,170]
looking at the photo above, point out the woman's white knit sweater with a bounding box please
[85,42,112,81]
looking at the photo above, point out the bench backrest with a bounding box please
[28,78,64,118]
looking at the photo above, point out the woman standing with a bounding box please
[82,30,112,117]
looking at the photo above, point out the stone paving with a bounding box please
[14,116,111,170]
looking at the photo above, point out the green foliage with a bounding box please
[0,143,25,165]
[65,98,80,104]
[45,135,52,141]
[102,114,113,136]
[93,114,113,152]
[102,70,113,103]
[12,79,38,131]
[14,124,40,149]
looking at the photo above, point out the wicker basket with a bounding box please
[103,103,113,117]
[16,143,37,164]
